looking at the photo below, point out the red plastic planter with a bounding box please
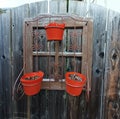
[20,71,44,96]
[45,22,65,41]
[65,72,86,96]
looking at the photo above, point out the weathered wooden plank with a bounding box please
[49,1,67,13]
[29,1,48,17]
[82,24,87,75]
[11,4,29,118]
[104,11,120,119]
[33,51,83,57]
[23,22,33,73]
[69,1,87,17]
[86,20,93,92]
[30,90,67,119]
[0,9,12,119]
[0,12,3,119]
[66,92,87,119]
[54,41,59,80]
[89,4,107,119]
[25,17,87,28]
[41,81,65,90]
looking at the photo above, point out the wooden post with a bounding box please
[105,15,120,119]
[55,41,59,81]
[23,22,33,119]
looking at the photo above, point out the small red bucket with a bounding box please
[45,22,65,41]
[20,71,44,96]
[65,72,86,96]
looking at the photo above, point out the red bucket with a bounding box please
[45,22,65,41]
[20,71,44,96]
[65,72,86,96]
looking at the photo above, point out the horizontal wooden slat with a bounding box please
[30,23,85,28]
[41,81,65,90]
[41,80,86,90]
[25,18,87,28]
[33,51,83,57]
[25,15,89,28]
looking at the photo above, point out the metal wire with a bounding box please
[12,66,24,101]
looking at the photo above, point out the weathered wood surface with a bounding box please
[0,12,3,119]
[0,1,120,119]
[89,4,107,119]
[0,10,12,119]
[11,5,29,118]
[104,11,120,119]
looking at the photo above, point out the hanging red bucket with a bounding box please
[20,71,44,96]
[65,72,86,96]
[45,22,65,41]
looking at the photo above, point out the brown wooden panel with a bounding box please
[105,14,120,119]
[81,24,87,75]
[86,20,93,92]
[23,22,33,73]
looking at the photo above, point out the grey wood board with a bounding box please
[0,10,12,118]
[104,10,120,119]
[11,5,29,118]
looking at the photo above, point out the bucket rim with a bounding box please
[20,71,44,83]
[45,22,65,29]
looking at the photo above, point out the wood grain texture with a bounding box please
[88,4,107,119]
[11,5,29,118]
[104,11,120,119]
[0,10,12,119]
[0,1,120,119]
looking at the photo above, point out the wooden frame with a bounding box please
[23,14,93,91]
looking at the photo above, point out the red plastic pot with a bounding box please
[20,71,44,96]
[65,72,86,96]
[45,22,65,41]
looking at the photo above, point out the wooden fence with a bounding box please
[0,1,120,119]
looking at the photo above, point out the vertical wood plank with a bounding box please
[104,11,120,119]
[68,1,87,17]
[23,22,33,73]
[86,20,93,92]
[49,1,67,14]
[82,24,88,75]
[0,12,4,119]
[11,4,29,118]
[55,41,59,81]
[29,1,48,17]
[0,10,12,119]
[89,4,107,119]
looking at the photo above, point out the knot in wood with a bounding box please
[110,48,119,70]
